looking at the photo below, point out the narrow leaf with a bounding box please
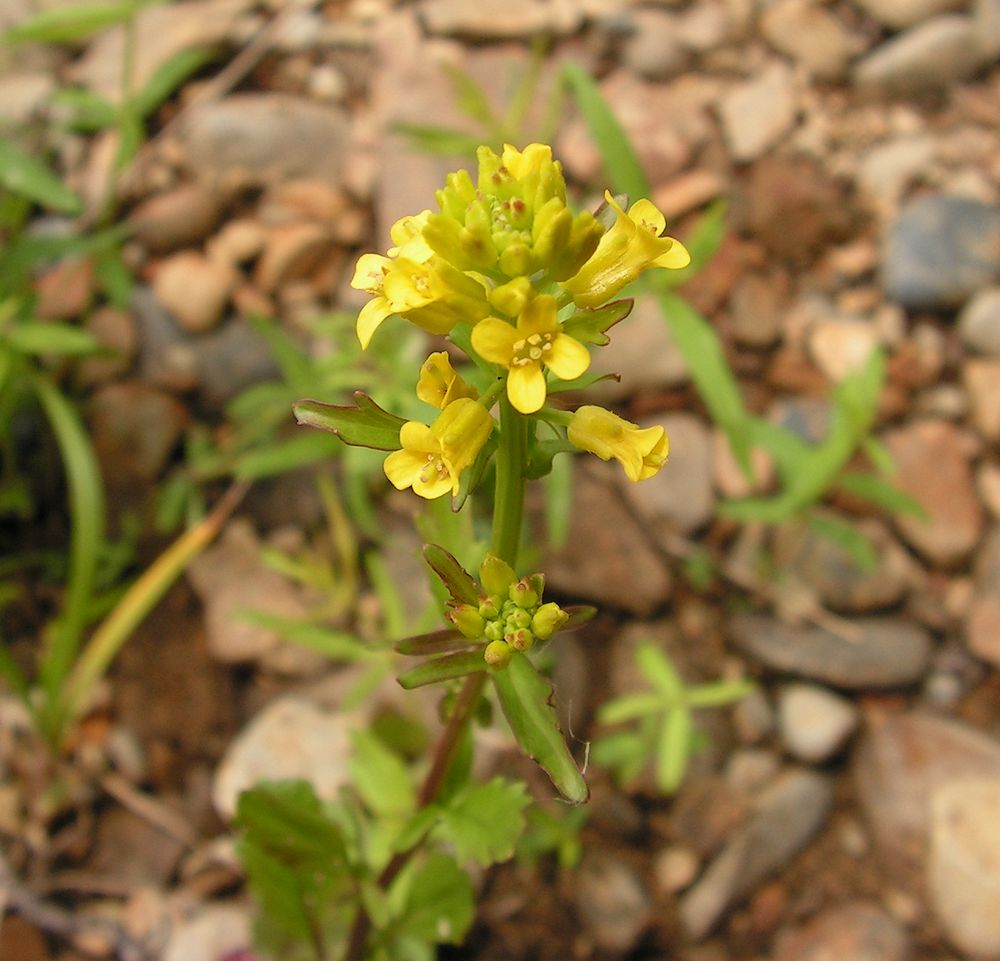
[133,45,218,118]
[492,652,589,804]
[636,643,685,701]
[597,692,664,725]
[3,1,134,44]
[837,470,928,520]
[0,140,81,214]
[394,628,473,657]
[655,707,693,794]
[661,200,727,288]
[422,544,480,606]
[349,730,415,817]
[397,650,486,690]
[293,392,405,451]
[561,298,634,346]
[6,324,101,357]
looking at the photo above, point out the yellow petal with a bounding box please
[357,296,395,348]
[628,199,666,236]
[399,420,437,452]
[545,333,590,381]
[517,294,558,337]
[654,239,691,269]
[384,448,429,491]
[471,317,519,364]
[412,469,454,500]
[351,253,389,293]
[507,363,547,414]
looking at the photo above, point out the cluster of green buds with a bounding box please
[393,547,594,686]
[448,554,568,669]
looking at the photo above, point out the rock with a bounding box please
[213,696,355,818]
[163,903,252,961]
[543,461,672,616]
[675,0,733,51]
[742,158,854,266]
[712,429,775,500]
[69,0,251,103]
[419,0,583,36]
[718,61,797,162]
[977,0,1000,54]
[153,251,236,334]
[774,902,910,961]
[177,94,350,188]
[254,222,335,293]
[728,270,788,348]
[34,256,94,320]
[772,516,912,613]
[807,317,880,382]
[133,287,201,393]
[966,526,1000,667]
[885,195,1000,310]
[979,465,1000,519]
[587,293,690,401]
[857,136,937,214]
[929,779,1000,958]
[652,169,726,220]
[194,318,278,410]
[88,807,184,886]
[959,287,1000,355]
[854,15,991,94]
[187,519,311,665]
[883,419,983,566]
[622,8,690,80]
[852,0,963,28]
[206,218,268,266]
[573,851,652,954]
[853,711,1000,874]
[622,413,715,535]
[963,359,1000,441]
[76,306,138,386]
[777,683,859,763]
[732,687,777,744]
[128,184,224,254]
[655,845,701,894]
[729,614,931,689]
[679,769,834,939]
[725,748,782,795]
[89,381,188,482]
[760,0,856,79]
[0,71,55,125]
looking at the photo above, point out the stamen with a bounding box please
[529,347,542,360]
[527,333,542,345]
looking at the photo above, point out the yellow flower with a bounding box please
[568,405,668,481]
[561,191,691,309]
[383,398,493,499]
[416,351,477,409]
[471,294,590,414]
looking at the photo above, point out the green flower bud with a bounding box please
[506,608,532,630]
[508,578,539,610]
[480,553,516,597]
[506,628,534,652]
[489,276,532,318]
[531,602,568,640]
[484,639,512,668]
[484,620,504,643]
[499,242,532,277]
[478,598,499,620]
[448,604,485,639]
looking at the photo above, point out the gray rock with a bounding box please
[128,183,224,254]
[163,904,251,961]
[419,0,582,36]
[772,516,912,613]
[854,16,987,95]
[622,9,690,80]
[777,683,859,763]
[213,696,356,818]
[885,194,1000,311]
[769,396,832,444]
[883,419,984,567]
[679,768,834,939]
[853,711,1000,874]
[574,851,652,953]
[178,94,350,187]
[718,61,798,162]
[760,0,856,79]
[729,614,931,689]
[774,902,910,961]
[852,0,964,29]
[959,287,1000,355]
[194,318,279,410]
[133,286,201,393]
[622,413,715,535]
[543,461,672,616]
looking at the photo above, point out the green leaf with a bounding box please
[636,643,685,701]
[349,730,415,818]
[133,45,218,118]
[394,629,473,657]
[597,692,664,725]
[3,1,136,44]
[837,470,928,520]
[544,370,621,395]
[435,777,530,867]
[389,852,474,946]
[393,123,484,157]
[0,140,81,214]
[5,324,101,357]
[560,61,650,201]
[51,88,119,131]
[233,433,343,480]
[806,512,877,573]
[397,650,486,690]
[238,838,317,945]
[684,678,755,709]
[655,706,693,794]
[657,290,752,474]
[422,544,480,606]
[492,652,589,804]
[561,298,634,347]
[443,62,501,132]
[237,612,377,663]
[293,392,405,451]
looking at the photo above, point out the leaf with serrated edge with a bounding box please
[492,652,589,804]
[397,650,486,690]
[422,544,480,606]
[435,777,530,867]
[293,392,404,451]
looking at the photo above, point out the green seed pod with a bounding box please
[484,639,512,668]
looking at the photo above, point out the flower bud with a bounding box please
[478,598,499,620]
[505,608,532,631]
[480,553,516,597]
[484,639,512,668]
[448,604,485,639]
[489,276,532,318]
[506,628,534,652]
[532,602,568,640]
[499,242,532,278]
[508,578,539,610]
[568,405,668,482]
[484,620,504,643]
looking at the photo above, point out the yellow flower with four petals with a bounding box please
[568,405,668,482]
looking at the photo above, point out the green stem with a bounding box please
[492,395,527,566]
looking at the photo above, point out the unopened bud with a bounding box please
[531,602,568,640]
[506,608,531,631]
[448,604,485,639]
[478,598,499,620]
[484,620,504,643]
[499,242,532,278]
[484,639,512,668]
[506,628,534,652]
[480,554,516,597]
[508,578,539,610]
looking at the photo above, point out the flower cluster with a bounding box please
[351,143,691,499]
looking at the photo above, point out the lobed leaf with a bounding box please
[435,777,531,867]
[561,298,634,346]
[293,392,405,451]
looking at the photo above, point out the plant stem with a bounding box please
[343,385,528,961]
